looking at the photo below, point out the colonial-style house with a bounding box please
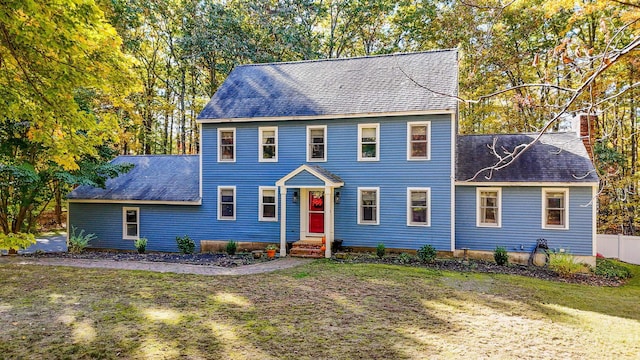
[68,49,599,264]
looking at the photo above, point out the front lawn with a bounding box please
[1,260,639,359]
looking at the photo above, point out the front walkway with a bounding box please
[0,256,312,276]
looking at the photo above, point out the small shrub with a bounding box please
[549,251,587,277]
[265,244,278,251]
[134,237,147,254]
[176,235,195,254]
[376,243,386,259]
[417,244,437,263]
[594,258,632,280]
[68,226,96,254]
[226,240,237,255]
[0,232,36,251]
[494,246,509,266]
[397,252,413,264]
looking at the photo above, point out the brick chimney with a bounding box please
[577,114,596,160]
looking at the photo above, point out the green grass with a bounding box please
[1,260,639,359]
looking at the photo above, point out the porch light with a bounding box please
[292,191,298,203]
[335,191,341,204]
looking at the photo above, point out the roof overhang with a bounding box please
[68,198,202,205]
[276,164,344,188]
[454,181,598,187]
[197,109,455,124]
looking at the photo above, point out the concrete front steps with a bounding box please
[290,239,324,258]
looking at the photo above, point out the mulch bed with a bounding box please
[23,250,269,268]
[332,254,626,287]
[20,250,626,286]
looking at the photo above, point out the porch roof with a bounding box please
[276,164,344,188]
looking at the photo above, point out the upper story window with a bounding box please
[407,121,431,160]
[218,128,236,162]
[307,125,327,162]
[542,188,569,229]
[259,127,278,162]
[259,186,277,221]
[477,188,501,227]
[122,207,139,240]
[357,187,379,225]
[218,186,236,220]
[358,123,379,161]
[407,188,430,226]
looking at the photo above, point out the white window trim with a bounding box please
[259,186,278,222]
[542,188,569,230]
[217,128,236,163]
[218,186,236,221]
[258,126,278,162]
[407,187,431,227]
[306,125,327,162]
[406,121,431,161]
[357,123,380,161]
[122,207,140,240]
[357,187,380,225]
[476,187,502,228]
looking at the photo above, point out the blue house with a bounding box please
[68,49,599,264]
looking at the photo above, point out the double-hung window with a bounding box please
[542,188,568,229]
[259,186,277,221]
[218,186,236,220]
[122,207,139,240]
[358,123,379,161]
[218,128,236,162]
[477,188,501,227]
[407,121,430,160]
[357,187,379,225]
[407,188,430,226]
[307,125,327,162]
[259,127,278,162]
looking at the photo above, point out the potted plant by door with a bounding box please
[265,244,278,259]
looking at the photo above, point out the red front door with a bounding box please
[308,191,325,234]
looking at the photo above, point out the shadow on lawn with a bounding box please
[1,261,639,359]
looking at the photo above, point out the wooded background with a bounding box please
[1,0,638,235]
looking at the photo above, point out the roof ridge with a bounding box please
[235,49,459,68]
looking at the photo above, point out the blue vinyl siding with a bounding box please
[455,186,594,255]
[69,203,210,252]
[70,113,454,252]
[199,114,453,251]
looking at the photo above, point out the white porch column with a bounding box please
[324,186,333,258]
[280,187,287,257]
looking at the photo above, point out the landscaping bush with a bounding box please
[68,226,96,254]
[594,258,632,280]
[176,235,195,254]
[417,244,437,263]
[226,240,237,255]
[494,246,509,266]
[549,251,587,277]
[376,243,386,259]
[135,237,147,254]
[397,252,413,264]
[0,232,36,251]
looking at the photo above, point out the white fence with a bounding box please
[597,234,640,265]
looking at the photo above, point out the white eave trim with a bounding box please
[276,164,344,188]
[68,199,202,205]
[454,181,598,187]
[197,109,455,124]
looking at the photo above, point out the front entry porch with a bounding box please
[276,165,344,258]
[289,239,324,258]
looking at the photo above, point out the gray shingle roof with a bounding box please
[67,155,200,202]
[198,50,458,121]
[456,133,598,183]
[308,165,343,185]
